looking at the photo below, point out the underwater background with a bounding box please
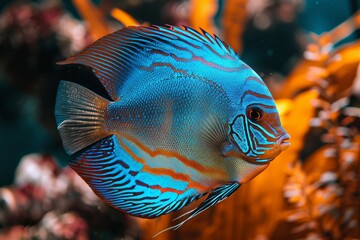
[0,0,360,239]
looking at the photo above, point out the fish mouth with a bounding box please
[276,133,291,151]
[242,134,291,165]
[225,133,291,165]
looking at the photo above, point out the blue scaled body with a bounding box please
[55,25,290,227]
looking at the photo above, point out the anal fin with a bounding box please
[70,135,203,219]
[154,182,240,237]
[70,135,132,210]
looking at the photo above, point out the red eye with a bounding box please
[247,107,263,121]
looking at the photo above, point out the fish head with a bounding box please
[224,73,290,165]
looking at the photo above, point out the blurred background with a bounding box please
[0,0,360,239]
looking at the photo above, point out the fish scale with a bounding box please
[55,25,290,231]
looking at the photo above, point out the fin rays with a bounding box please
[154,182,240,238]
[58,25,238,101]
[55,81,110,155]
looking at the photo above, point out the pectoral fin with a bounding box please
[199,113,227,149]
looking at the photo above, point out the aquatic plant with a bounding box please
[282,11,360,239]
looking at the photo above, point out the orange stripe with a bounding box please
[122,134,227,178]
[117,138,146,165]
[117,138,210,192]
[142,166,209,192]
[149,185,183,195]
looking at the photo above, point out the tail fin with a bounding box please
[55,81,110,155]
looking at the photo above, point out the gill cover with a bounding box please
[229,103,286,164]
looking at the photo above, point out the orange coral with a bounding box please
[72,0,110,41]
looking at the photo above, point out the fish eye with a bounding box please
[246,107,263,122]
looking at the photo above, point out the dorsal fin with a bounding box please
[58,25,239,101]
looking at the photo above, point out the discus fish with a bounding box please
[55,25,290,229]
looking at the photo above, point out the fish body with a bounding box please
[55,26,290,224]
